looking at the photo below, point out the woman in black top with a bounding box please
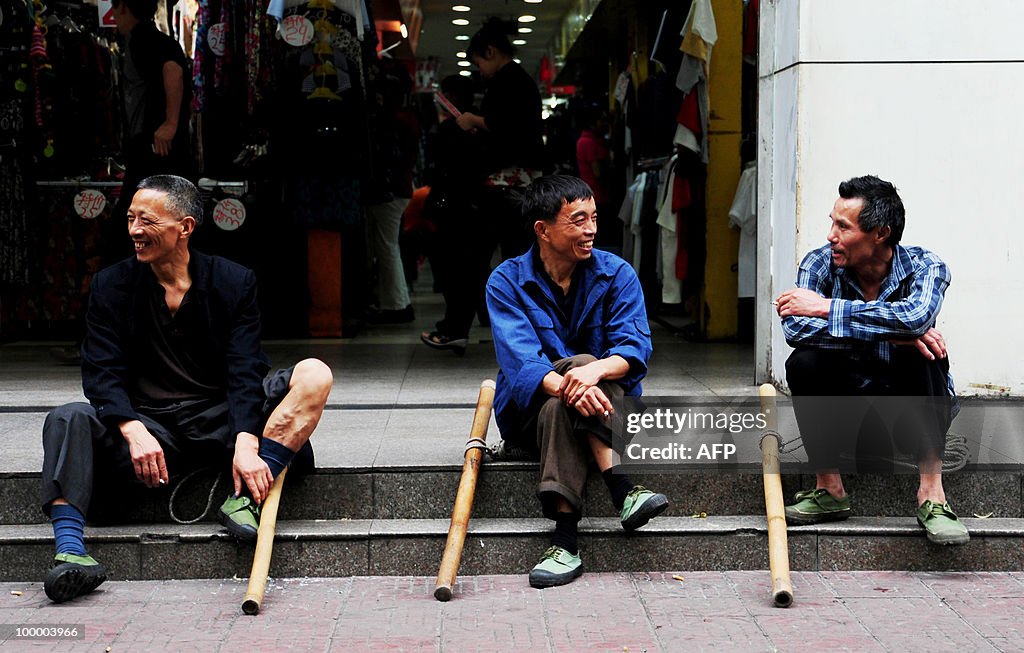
[421,19,546,354]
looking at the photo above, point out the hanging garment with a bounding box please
[656,156,681,304]
[728,162,757,299]
[676,0,717,163]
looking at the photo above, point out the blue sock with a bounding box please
[51,504,87,556]
[259,438,296,480]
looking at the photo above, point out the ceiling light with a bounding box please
[452,4,471,11]
[513,39,527,46]
[459,70,472,77]
[452,18,470,26]
[455,34,470,41]
[400,23,408,38]
[513,58,521,64]
[517,27,532,33]
[456,51,467,58]
[518,15,536,23]
[458,60,471,67]
[524,0,542,3]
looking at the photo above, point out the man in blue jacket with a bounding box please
[486,175,668,589]
[776,175,968,546]
[40,176,334,603]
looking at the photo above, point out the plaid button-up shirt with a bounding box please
[782,243,957,406]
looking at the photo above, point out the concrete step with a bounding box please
[3,464,1021,525]
[3,517,1022,582]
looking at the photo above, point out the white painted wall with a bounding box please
[758,0,1024,396]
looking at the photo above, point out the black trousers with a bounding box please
[40,367,312,518]
[516,355,624,519]
[785,347,953,471]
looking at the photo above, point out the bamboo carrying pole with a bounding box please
[434,379,496,602]
[759,384,794,608]
[242,467,289,615]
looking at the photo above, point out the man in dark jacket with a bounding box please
[40,176,333,603]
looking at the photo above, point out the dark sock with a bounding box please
[551,513,579,555]
[51,504,87,556]
[603,468,634,511]
[259,438,296,480]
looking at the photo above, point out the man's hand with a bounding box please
[455,112,484,132]
[775,288,831,319]
[571,385,614,418]
[152,121,177,156]
[559,362,609,410]
[233,432,272,504]
[120,420,168,488]
[890,327,947,360]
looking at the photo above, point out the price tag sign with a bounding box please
[208,23,228,57]
[73,189,107,219]
[281,15,314,47]
[212,198,246,231]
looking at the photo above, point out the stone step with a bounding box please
[3,465,1021,526]
[3,517,1022,583]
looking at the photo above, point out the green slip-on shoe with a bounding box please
[218,494,260,543]
[620,486,669,531]
[784,488,852,525]
[528,546,583,589]
[44,553,107,603]
[917,500,970,545]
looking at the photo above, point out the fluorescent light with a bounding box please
[518,15,536,23]
[513,39,527,46]
[456,51,467,58]
[455,34,470,41]
[517,27,533,33]
[452,4,471,11]
[459,70,472,77]
[513,58,521,64]
[458,60,471,67]
[524,0,542,3]
[400,23,408,38]
[452,18,470,26]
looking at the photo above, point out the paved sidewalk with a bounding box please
[2,571,1023,652]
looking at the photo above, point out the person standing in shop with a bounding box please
[52,0,192,365]
[420,17,545,353]
[108,0,192,263]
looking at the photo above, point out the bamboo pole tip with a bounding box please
[480,379,496,390]
[773,589,794,608]
[758,383,777,398]
[434,586,453,602]
[242,599,260,615]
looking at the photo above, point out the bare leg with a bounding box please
[916,448,946,505]
[262,358,333,451]
[815,470,847,499]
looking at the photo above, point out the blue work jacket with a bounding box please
[485,246,653,437]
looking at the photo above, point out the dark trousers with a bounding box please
[786,347,953,471]
[40,367,312,518]
[517,355,625,519]
[432,186,530,339]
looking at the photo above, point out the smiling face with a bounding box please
[827,196,889,272]
[127,188,192,265]
[536,196,598,266]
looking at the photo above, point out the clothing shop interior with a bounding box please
[0,0,760,407]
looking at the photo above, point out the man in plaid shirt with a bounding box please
[775,175,968,546]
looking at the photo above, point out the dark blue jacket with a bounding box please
[81,251,271,438]
[486,247,652,437]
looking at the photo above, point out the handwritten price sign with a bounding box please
[73,189,107,219]
[213,198,246,231]
[208,23,227,57]
[281,15,314,47]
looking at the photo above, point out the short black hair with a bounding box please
[137,175,204,227]
[522,175,594,224]
[467,18,514,59]
[113,0,158,21]
[838,175,905,246]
